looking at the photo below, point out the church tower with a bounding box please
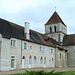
[45,11,67,43]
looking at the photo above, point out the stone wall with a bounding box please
[64,46,75,67]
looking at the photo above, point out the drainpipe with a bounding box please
[21,41,22,68]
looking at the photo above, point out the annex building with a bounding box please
[0,11,74,71]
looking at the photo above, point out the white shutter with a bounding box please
[27,43,29,50]
[41,47,43,53]
[22,42,24,50]
[43,46,45,53]
[53,48,54,53]
[29,45,30,50]
[38,46,40,52]
[50,48,51,53]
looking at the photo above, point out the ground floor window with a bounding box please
[34,56,37,65]
[29,56,32,64]
[49,60,51,66]
[40,57,43,64]
[11,56,15,69]
[52,58,54,66]
[44,57,46,65]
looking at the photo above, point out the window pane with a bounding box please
[11,59,14,68]
[44,57,46,64]
[34,56,36,64]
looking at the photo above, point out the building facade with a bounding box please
[0,11,68,71]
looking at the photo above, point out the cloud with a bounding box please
[0,0,75,34]
[0,0,38,13]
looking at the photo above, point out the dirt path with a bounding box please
[0,67,75,74]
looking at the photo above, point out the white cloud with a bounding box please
[0,0,38,13]
[0,0,75,34]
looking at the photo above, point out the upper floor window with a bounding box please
[54,26,56,32]
[38,46,45,53]
[11,40,15,47]
[50,48,54,54]
[22,42,29,50]
[29,46,32,50]
[50,27,52,33]
[24,43,27,49]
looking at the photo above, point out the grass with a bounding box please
[9,70,75,75]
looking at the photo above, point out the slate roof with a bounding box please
[63,34,75,46]
[0,18,59,47]
[45,11,66,26]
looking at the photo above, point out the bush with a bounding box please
[11,70,55,75]
[11,70,75,75]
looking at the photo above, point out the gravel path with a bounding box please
[0,67,75,74]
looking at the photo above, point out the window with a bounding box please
[24,43,27,49]
[29,56,32,64]
[60,53,61,59]
[22,42,29,50]
[50,48,53,53]
[52,58,54,66]
[50,27,52,33]
[62,26,63,31]
[22,56,25,59]
[44,57,46,64]
[29,46,32,50]
[54,26,56,32]
[34,56,37,64]
[41,46,45,53]
[40,57,43,64]
[11,56,15,68]
[49,60,51,66]
[50,48,54,54]
[11,56,15,58]
[11,40,15,47]
[40,46,41,51]
[39,46,45,53]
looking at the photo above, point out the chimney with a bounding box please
[24,22,30,40]
[44,34,49,41]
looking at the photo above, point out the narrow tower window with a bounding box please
[50,27,52,33]
[54,26,56,32]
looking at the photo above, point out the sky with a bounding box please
[0,0,75,34]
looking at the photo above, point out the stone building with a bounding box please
[63,34,75,67]
[0,11,68,71]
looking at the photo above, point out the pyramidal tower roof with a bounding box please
[45,11,66,26]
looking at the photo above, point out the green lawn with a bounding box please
[56,71,75,75]
[9,70,75,75]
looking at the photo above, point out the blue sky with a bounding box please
[0,0,75,34]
